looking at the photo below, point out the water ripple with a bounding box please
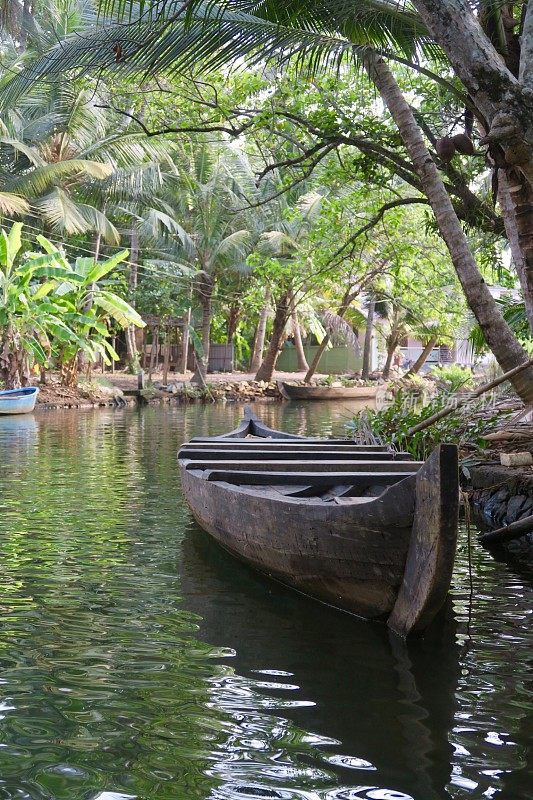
[0,406,530,800]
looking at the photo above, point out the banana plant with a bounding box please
[0,223,145,388]
[0,222,80,387]
[35,233,145,384]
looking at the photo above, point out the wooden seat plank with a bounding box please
[202,469,417,486]
[180,448,413,461]
[182,459,422,473]
[185,440,389,450]
[189,436,370,445]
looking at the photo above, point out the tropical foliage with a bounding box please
[347,390,503,461]
[0,223,143,387]
[0,0,532,401]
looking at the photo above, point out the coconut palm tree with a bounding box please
[0,78,176,242]
[160,140,254,380]
[6,0,533,398]
[10,0,533,400]
[252,190,324,381]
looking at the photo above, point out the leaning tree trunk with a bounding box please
[410,0,533,187]
[291,309,309,372]
[250,290,271,372]
[255,292,291,383]
[304,334,330,383]
[405,337,438,377]
[382,336,399,381]
[361,295,375,380]
[366,51,533,404]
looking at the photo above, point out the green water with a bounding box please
[0,403,530,800]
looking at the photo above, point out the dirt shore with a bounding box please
[33,370,312,410]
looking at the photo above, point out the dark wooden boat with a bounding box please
[280,381,379,401]
[178,408,459,636]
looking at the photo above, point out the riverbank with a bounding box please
[36,378,131,410]
[469,462,533,556]
[33,370,316,410]
[34,369,382,409]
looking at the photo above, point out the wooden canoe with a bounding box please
[279,381,378,400]
[178,408,459,636]
[0,386,39,414]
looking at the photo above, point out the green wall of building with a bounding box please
[277,345,362,374]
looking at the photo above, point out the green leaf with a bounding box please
[25,337,47,364]
[6,222,22,266]
[33,281,58,300]
[0,230,9,271]
[188,325,204,358]
[86,249,129,284]
[102,338,120,361]
[93,290,145,328]
[31,265,85,281]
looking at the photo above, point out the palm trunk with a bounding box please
[125,228,140,371]
[226,303,240,344]
[406,337,438,376]
[250,290,271,372]
[200,294,212,368]
[255,292,290,382]
[180,308,191,374]
[19,0,31,49]
[499,169,533,333]
[361,296,375,380]
[74,231,101,382]
[292,309,309,371]
[192,276,214,383]
[366,52,533,404]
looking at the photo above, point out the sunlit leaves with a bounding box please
[0,223,144,387]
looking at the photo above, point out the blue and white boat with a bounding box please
[0,386,39,414]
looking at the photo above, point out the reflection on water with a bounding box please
[0,403,530,800]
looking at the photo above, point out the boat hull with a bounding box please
[178,408,459,636]
[181,465,415,619]
[0,387,39,415]
[280,382,378,401]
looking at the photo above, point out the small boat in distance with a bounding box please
[280,381,379,401]
[0,386,39,414]
[178,408,459,637]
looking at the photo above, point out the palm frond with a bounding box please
[32,186,118,239]
[0,136,46,166]
[0,1,437,109]
[296,190,324,222]
[8,158,112,196]
[213,228,252,259]
[323,309,360,351]
[75,202,121,243]
[0,192,30,215]
[33,188,91,235]
[257,229,296,256]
